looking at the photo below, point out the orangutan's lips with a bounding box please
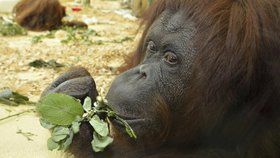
[113,117,145,126]
[125,118,146,124]
[116,114,142,121]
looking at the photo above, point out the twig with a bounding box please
[0,108,36,122]
[17,129,37,141]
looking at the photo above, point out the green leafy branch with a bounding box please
[0,17,27,36]
[0,88,35,106]
[31,26,98,45]
[16,129,37,141]
[37,93,136,152]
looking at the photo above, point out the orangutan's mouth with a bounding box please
[115,114,143,121]
[112,117,146,126]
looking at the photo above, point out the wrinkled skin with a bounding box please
[106,9,197,149]
[42,1,280,158]
[43,10,197,157]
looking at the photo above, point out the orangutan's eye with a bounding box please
[163,51,178,65]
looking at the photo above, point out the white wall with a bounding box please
[0,0,21,13]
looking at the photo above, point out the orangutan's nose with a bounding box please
[138,64,147,79]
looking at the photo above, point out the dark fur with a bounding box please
[128,0,280,157]
[41,67,98,157]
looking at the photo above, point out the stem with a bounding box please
[115,115,137,139]
[96,109,109,114]
[0,108,35,122]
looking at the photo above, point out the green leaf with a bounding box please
[83,97,92,112]
[52,135,67,143]
[91,132,113,152]
[37,93,84,126]
[47,138,59,151]
[0,18,27,36]
[40,118,56,129]
[71,116,82,134]
[28,59,64,69]
[71,121,81,134]
[89,115,109,137]
[0,88,32,106]
[31,35,43,44]
[115,116,137,139]
[51,127,70,142]
[61,131,74,150]
[125,126,137,139]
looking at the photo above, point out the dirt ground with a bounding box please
[0,0,140,157]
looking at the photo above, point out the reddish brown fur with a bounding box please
[63,0,279,157]
[13,0,66,31]
[66,0,279,157]
[43,0,279,157]
[124,0,280,155]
